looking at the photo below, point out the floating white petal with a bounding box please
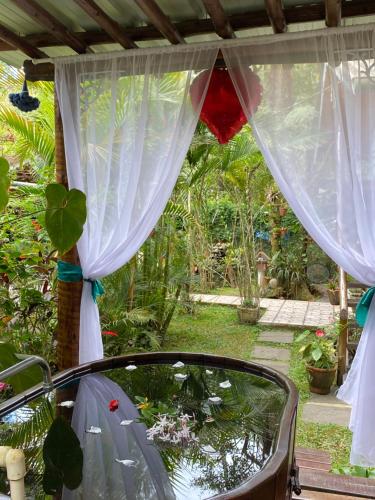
[174,373,188,381]
[201,445,218,454]
[205,370,213,375]
[86,426,102,434]
[115,459,137,467]
[208,396,222,404]
[120,420,133,426]
[58,400,75,408]
[172,361,185,368]
[219,380,231,389]
[125,365,137,371]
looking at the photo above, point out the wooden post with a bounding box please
[337,266,348,386]
[55,89,82,370]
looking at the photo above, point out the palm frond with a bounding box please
[7,397,54,471]
[164,200,196,224]
[0,105,55,165]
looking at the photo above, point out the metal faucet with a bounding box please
[0,355,53,391]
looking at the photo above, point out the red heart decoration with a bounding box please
[190,67,262,144]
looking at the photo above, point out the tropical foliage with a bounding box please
[0,67,335,364]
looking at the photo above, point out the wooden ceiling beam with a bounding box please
[325,0,342,27]
[2,0,375,54]
[264,0,287,33]
[202,0,235,39]
[72,0,137,49]
[12,0,91,53]
[134,0,185,44]
[0,22,46,59]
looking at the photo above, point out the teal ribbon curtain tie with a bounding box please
[356,286,375,327]
[57,260,104,303]
[83,277,104,303]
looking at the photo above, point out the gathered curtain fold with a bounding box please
[223,25,375,466]
[55,47,218,364]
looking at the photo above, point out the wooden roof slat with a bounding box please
[12,0,91,54]
[202,0,235,39]
[264,0,287,33]
[2,1,375,55]
[325,0,342,27]
[72,0,137,49]
[134,0,185,44]
[0,22,46,59]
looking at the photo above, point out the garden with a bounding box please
[0,60,370,499]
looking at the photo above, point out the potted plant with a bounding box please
[237,289,260,324]
[279,205,287,217]
[296,326,338,394]
[271,226,281,237]
[327,278,340,305]
[233,200,260,324]
[235,245,260,324]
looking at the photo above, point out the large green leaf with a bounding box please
[43,416,83,494]
[0,157,10,211]
[0,342,41,393]
[311,347,322,361]
[45,183,87,254]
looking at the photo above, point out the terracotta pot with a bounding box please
[279,206,287,216]
[307,365,336,395]
[327,289,340,305]
[237,306,259,324]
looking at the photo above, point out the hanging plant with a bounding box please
[9,78,40,112]
[190,67,262,144]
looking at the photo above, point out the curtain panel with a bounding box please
[224,25,375,466]
[55,47,218,364]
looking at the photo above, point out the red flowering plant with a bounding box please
[296,324,339,369]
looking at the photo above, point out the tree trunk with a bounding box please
[55,89,82,370]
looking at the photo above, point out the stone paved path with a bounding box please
[251,328,293,376]
[190,293,342,327]
[191,294,352,426]
[302,391,351,427]
[250,328,352,426]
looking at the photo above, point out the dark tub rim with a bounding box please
[0,352,299,498]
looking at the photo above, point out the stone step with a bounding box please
[252,345,291,362]
[251,358,289,375]
[302,391,351,427]
[258,329,294,344]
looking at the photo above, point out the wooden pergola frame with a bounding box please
[0,0,364,371]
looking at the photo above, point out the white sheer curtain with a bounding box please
[63,374,175,499]
[224,25,375,465]
[55,47,218,364]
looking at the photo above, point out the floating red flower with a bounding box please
[109,399,119,412]
[31,219,42,232]
[190,67,262,144]
[315,329,325,337]
[102,331,118,337]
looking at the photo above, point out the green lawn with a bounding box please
[162,303,352,470]
[163,304,259,359]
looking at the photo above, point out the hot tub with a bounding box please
[0,352,299,499]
